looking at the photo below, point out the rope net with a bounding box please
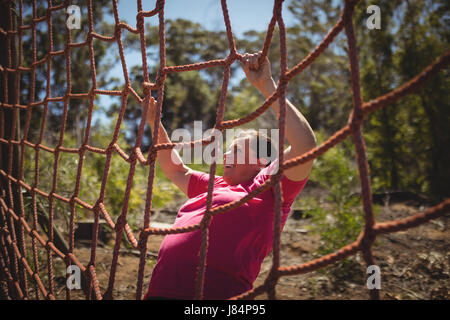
[0,0,449,300]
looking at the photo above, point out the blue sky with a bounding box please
[115,0,296,38]
[109,0,298,80]
[94,0,298,125]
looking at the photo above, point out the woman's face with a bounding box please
[222,137,265,185]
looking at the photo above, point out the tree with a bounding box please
[354,0,402,192]
[20,1,115,146]
[116,19,236,151]
[394,0,450,199]
[286,0,352,132]
[355,0,449,200]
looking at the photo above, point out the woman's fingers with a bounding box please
[242,53,251,69]
[145,97,156,115]
[251,53,259,70]
[242,51,263,70]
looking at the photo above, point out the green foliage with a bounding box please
[118,19,235,150]
[309,132,359,205]
[25,244,66,293]
[17,0,449,240]
[306,131,364,249]
[23,121,183,231]
[88,123,184,228]
[226,86,261,121]
[298,131,380,279]
[20,1,116,147]
[355,0,450,200]
[226,84,276,130]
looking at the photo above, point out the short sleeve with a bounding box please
[252,160,308,207]
[187,170,222,198]
[279,174,308,208]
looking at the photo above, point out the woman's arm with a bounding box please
[143,97,193,195]
[241,52,317,181]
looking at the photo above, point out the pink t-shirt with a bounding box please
[144,161,308,300]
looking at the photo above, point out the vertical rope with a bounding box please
[193,0,235,299]
[135,0,166,300]
[14,0,29,298]
[63,0,74,301]
[343,0,379,300]
[3,0,21,299]
[266,0,288,300]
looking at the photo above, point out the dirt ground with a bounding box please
[22,195,449,300]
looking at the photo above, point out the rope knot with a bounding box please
[142,81,155,95]
[136,14,145,32]
[357,229,376,250]
[263,270,279,290]
[348,109,364,131]
[137,232,147,249]
[115,215,127,231]
[199,214,212,230]
[145,146,158,165]
[278,74,289,86]
[114,24,122,40]
[129,147,139,164]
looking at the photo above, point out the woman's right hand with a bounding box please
[241,51,275,95]
[143,96,158,125]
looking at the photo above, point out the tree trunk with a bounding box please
[421,94,442,199]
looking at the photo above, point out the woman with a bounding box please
[143,52,316,300]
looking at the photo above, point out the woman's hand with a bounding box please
[241,51,276,95]
[143,96,157,125]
